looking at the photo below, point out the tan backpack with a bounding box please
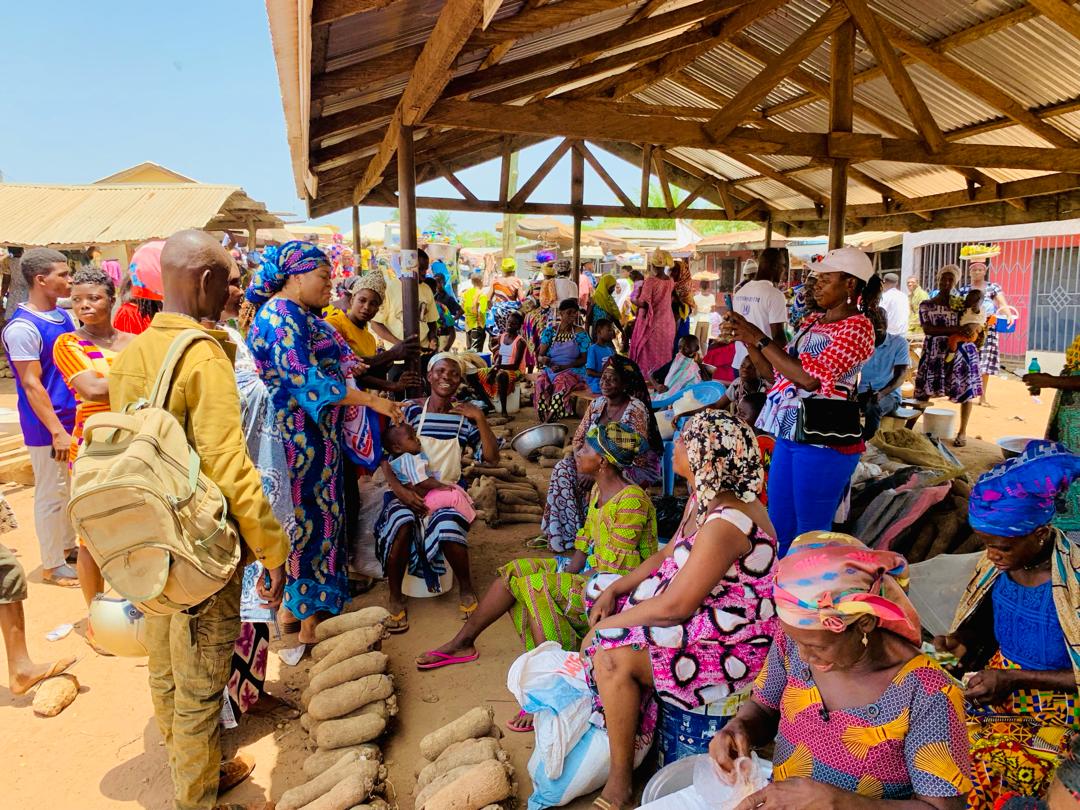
[67,329,241,616]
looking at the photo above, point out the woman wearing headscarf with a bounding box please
[712,531,973,810]
[629,250,677,377]
[934,441,1080,807]
[113,240,164,334]
[534,299,592,423]
[534,355,662,552]
[415,423,658,692]
[915,264,982,446]
[375,354,500,632]
[670,258,694,346]
[962,259,1013,407]
[583,409,778,810]
[488,257,524,337]
[246,242,404,644]
[588,274,624,338]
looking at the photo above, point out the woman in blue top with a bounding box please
[935,442,1080,807]
[535,299,591,422]
[246,242,403,644]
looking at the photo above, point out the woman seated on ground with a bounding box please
[534,299,592,423]
[535,355,661,552]
[583,409,778,810]
[375,355,500,633]
[710,531,972,810]
[915,264,982,447]
[935,441,1080,808]
[472,310,527,415]
[415,423,657,696]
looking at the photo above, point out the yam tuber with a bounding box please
[419,706,495,761]
[417,738,503,790]
[424,760,514,810]
[415,765,476,809]
[314,607,391,642]
[311,626,387,674]
[302,746,382,779]
[312,624,387,664]
[305,701,392,740]
[347,800,390,810]
[279,750,366,810]
[497,492,539,506]
[32,674,79,717]
[309,674,394,721]
[316,712,387,750]
[310,651,389,694]
[537,446,562,459]
[538,458,558,469]
[299,771,375,810]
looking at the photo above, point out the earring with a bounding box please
[861,633,869,648]
[846,295,852,305]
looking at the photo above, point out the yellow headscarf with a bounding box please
[592,274,620,321]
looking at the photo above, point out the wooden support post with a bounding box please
[246,218,257,252]
[764,216,773,248]
[572,140,584,282]
[829,15,855,250]
[351,205,361,260]
[572,216,582,284]
[397,124,421,377]
[640,144,653,216]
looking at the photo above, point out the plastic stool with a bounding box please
[662,439,676,496]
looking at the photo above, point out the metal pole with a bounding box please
[397,124,420,378]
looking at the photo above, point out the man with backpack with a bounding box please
[107,230,288,810]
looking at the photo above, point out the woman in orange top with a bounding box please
[53,267,134,608]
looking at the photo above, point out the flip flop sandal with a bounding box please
[459,601,478,619]
[386,610,409,634]
[592,798,619,810]
[506,710,535,733]
[416,650,480,671]
[523,535,549,550]
[10,656,78,696]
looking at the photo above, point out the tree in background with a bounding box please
[426,210,458,240]
[586,182,760,236]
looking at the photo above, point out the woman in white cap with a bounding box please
[722,246,879,556]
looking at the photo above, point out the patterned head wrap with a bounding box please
[129,240,165,301]
[938,264,960,285]
[245,241,329,306]
[969,440,1080,538]
[680,409,763,522]
[585,421,642,470]
[541,262,556,278]
[347,271,387,298]
[775,531,921,644]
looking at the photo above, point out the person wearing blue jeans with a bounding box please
[721,246,880,555]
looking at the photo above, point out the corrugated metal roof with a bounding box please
[0,184,281,248]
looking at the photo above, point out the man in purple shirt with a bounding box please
[1,248,77,586]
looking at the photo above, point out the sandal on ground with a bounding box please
[416,650,479,671]
[592,798,622,810]
[218,754,255,795]
[9,656,77,696]
[953,436,967,447]
[42,564,79,588]
[523,535,549,550]
[506,710,534,733]
[459,601,478,619]
[386,610,409,634]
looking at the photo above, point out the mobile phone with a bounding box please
[724,293,733,311]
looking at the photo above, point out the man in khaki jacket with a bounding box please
[109,230,288,810]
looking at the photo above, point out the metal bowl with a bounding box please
[997,436,1038,460]
[511,423,569,460]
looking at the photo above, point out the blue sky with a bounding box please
[0,2,673,235]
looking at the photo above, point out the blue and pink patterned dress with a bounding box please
[247,297,359,620]
[915,297,983,403]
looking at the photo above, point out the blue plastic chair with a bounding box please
[662,438,676,495]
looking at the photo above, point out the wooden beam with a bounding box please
[477,0,545,70]
[604,0,790,99]
[704,3,848,142]
[846,166,932,221]
[640,144,653,214]
[499,137,512,206]
[433,158,480,203]
[472,0,632,45]
[829,14,855,249]
[875,16,1078,149]
[312,128,389,171]
[630,0,672,22]
[425,98,1080,172]
[672,176,711,216]
[841,0,946,151]
[311,100,399,145]
[353,0,489,202]
[397,123,420,378]
[670,72,733,109]
[576,141,638,214]
[654,149,675,210]
[509,138,572,208]
[313,0,399,26]
[733,154,828,206]
[1026,0,1080,40]
[762,5,1040,122]
[407,196,748,219]
[946,94,1080,141]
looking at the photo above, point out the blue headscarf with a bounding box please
[969,440,1080,537]
[245,240,328,306]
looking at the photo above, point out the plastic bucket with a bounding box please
[656,701,733,767]
[401,568,454,598]
[920,407,957,440]
[504,383,521,415]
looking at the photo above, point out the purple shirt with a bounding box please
[2,305,76,445]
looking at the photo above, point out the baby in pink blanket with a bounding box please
[383,423,476,522]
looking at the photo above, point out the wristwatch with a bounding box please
[755,336,772,352]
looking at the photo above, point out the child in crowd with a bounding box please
[472,311,527,414]
[585,319,618,394]
[650,335,705,397]
[946,288,988,362]
[383,422,476,522]
[718,355,772,415]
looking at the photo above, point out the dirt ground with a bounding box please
[0,375,1053,809]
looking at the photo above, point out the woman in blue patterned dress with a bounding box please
[534,299,592,422]
[246,242,403,644]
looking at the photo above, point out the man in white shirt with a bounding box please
[552,260,578,306]
[732,248,788,367]
[880,273,909,336]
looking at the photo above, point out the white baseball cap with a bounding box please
[808,246,875,282]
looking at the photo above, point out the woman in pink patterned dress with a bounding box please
[582,408,778,810]
[628,251,677,377]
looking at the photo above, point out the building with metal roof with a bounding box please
[266,0,1080,244]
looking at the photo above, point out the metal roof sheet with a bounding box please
[0,183,280,248]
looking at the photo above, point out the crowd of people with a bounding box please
[1,231,1075,810]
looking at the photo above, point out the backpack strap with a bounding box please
[148,329,216,409]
